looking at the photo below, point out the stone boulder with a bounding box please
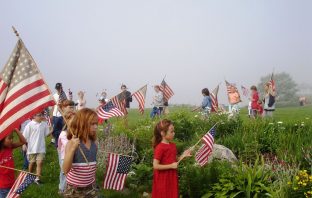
[207,144,237,163]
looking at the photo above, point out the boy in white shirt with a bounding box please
[23,112,51,184]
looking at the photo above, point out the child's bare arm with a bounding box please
[153,159,178,170]
[11,128,27,149]
[177,148,192,162]
[63,137,80,174]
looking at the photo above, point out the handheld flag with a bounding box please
[103,153,132,191]
[132,85,147,114]
[0,39,55,140]
[195,127,216,166]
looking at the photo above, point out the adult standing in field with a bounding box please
[77,91,86,110]
[150,85,164,118]
[51,83,67,146]
[119,84,132,127]
[263,82,276,117]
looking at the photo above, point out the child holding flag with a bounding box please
[152,119,191,198]
[63,108,98,197]
[0,129,27,198]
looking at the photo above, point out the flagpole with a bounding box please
[191,122,219,149]
[0,165,39,176]
[11,27,90,166]
[177,122,218,164]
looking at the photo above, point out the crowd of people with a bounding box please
[0,80,278,198]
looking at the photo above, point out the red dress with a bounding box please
[152,142,178,198]
[0,148,15,189]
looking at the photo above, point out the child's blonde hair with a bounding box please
[67,108,97,142]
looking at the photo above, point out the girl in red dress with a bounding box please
[152,119,191,198]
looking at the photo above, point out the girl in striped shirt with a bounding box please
[63,108,98,198]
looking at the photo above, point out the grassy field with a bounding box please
[12,105,312,197]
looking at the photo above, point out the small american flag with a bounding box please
[269,73,276,92]
[103,153,132,191]
[112,93,127,115]
[132,85,147,114]
[97,101,124,120]
[160,79,174,101]
[6,172,36,198]
[210,85,219,112]
[0,39,55,140]
[43,108,51,127]
[241,85,249,97]
[67,88,73,101]
[195,127,216,167]
[58,90,67,104]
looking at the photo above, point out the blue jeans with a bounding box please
[22,149,29,170]
[0,188,10,198]
[58,152,66,192]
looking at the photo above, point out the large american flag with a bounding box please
[225,80,241,105]
[97,101,124,120]
[6,172,36,198]
[241,85,249,97]
[195,127,216,167]
[103,153,132,191]
[111,92,127,115]
[0,39,55,140]
[210,85,219,112]
[132,85,147,114]
[160,79,174,101]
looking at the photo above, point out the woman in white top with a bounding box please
[77,91,86,110]
[150,85,164,118]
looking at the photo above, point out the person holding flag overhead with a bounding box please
[0,129,26,198]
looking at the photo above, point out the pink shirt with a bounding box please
[58,131,68,160]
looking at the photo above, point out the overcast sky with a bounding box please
[0,0,311,108]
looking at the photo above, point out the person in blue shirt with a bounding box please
[201,88,212,115]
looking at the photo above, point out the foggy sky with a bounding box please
[1,0,311,108]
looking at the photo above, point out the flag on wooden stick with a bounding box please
[96,101,124,120]
[6,172,36,198]
[0,39,55,140]
[160,79,174,102]
[241,85,249,97]
[103,153,132,191]
[210,85,219,112]
[132,85,147,114]
[195,127,216,167]
[111,93,127,115]
[225,80,241,105]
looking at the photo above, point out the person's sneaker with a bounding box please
[34,179,42,185]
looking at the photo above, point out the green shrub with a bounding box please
[204,157,274,198]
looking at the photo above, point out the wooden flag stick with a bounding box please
[192,122,219,149]
[0,165,39,176]
[177,122,219,164]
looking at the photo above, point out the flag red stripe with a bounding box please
[0,100,54,140]
[3,79,45,108]
[0,89,50,123]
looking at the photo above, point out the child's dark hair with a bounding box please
[250,85,257,91]
[202,88,210,96]
[152,119,173,148]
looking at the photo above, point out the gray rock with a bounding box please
[208,144,237,163]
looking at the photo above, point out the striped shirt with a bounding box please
[66,141,97,187]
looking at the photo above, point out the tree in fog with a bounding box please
[258,72,298,106]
